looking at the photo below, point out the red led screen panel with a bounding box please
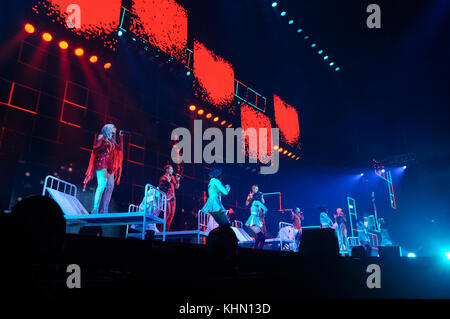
[130,0,188,62]
[241,103,272,162]
[273,94,300,145]
[193,40,235,112]
[32,0,121,49]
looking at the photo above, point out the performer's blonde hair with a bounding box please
[101,124,116,141]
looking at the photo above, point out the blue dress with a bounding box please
[245,200,265,228]
[201,178,230,226]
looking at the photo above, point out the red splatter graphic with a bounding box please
[130,0,187,61]
[193,40,235,112]
[273,94,300,145]
[241,103,272,162]
[32,0,120,49]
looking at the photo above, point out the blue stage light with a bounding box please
[186,71,191,76]
[297,29,302,33]
[324,55,329,60]
[329,62,334,66]
[381,169,386,173]
[407,252,416,258]
[272,2,278,7]
[304,35,309,39]
[335,67,340,71]
[360,173,364,176]
[311,43,316,47]
[446,252,450,260]
[118,30,123,36]
[281,11,286,16]
[318,50,323,54]
[403,165,407,169]
[289,20,294,24]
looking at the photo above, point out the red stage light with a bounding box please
[197,109,204,115]
[89,55,98,63]
[193,41,235,110]
[59,41,69,50]
[24,23,35,34]
[213,116,219,122]
[274,94,300,145]
[240,103,273,162]
[131,0,188,61]
[220,120,226,125]
[74,48,84,56]
[103,62,112,69]
[42,32,53,42]
[189,105,196,111]
[227,124,232,128]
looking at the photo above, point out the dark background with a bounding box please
[0,0,449,256]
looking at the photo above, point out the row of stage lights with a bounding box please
[189,105,231,128]
[188,105,300,161]
[271,2,341,72]
[24,23,112,69]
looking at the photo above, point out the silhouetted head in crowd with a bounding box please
[206,225,238,270]
[11,195,66,261]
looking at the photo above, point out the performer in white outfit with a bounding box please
[201,168,231,227]
[333,208,349,252]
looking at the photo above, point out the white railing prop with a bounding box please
[42,175,77,197]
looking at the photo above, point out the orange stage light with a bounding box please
[189,105,196,111]
[89,56,98,63]
[74,48,84,56]
[42,32,52,42]
[24,23,35,34]
[103,62,112,69]
[274,145,279,150]
[206,113,212,119]
[213,117,219,122]
[197,109,204,115]
[59,41,69,50]
[220,120,226,125]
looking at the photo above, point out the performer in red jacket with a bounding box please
[83,124,123,214]
[158,164,181,231]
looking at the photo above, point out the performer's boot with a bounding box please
[101,177,115,213]
[253,232,262,249]
[258,233,266,250]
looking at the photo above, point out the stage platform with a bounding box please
[42,176,167,241]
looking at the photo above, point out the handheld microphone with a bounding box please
[119,130,131,134]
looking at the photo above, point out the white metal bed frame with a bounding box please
[125,183,167,242]
[42,176,166,241]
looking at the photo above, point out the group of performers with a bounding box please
[82,124,390,252]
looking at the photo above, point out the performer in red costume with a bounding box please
[83,124,123,214]
[291,207,304,242]
[158,164,181,231]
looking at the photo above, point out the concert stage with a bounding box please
[1,0,450,306]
